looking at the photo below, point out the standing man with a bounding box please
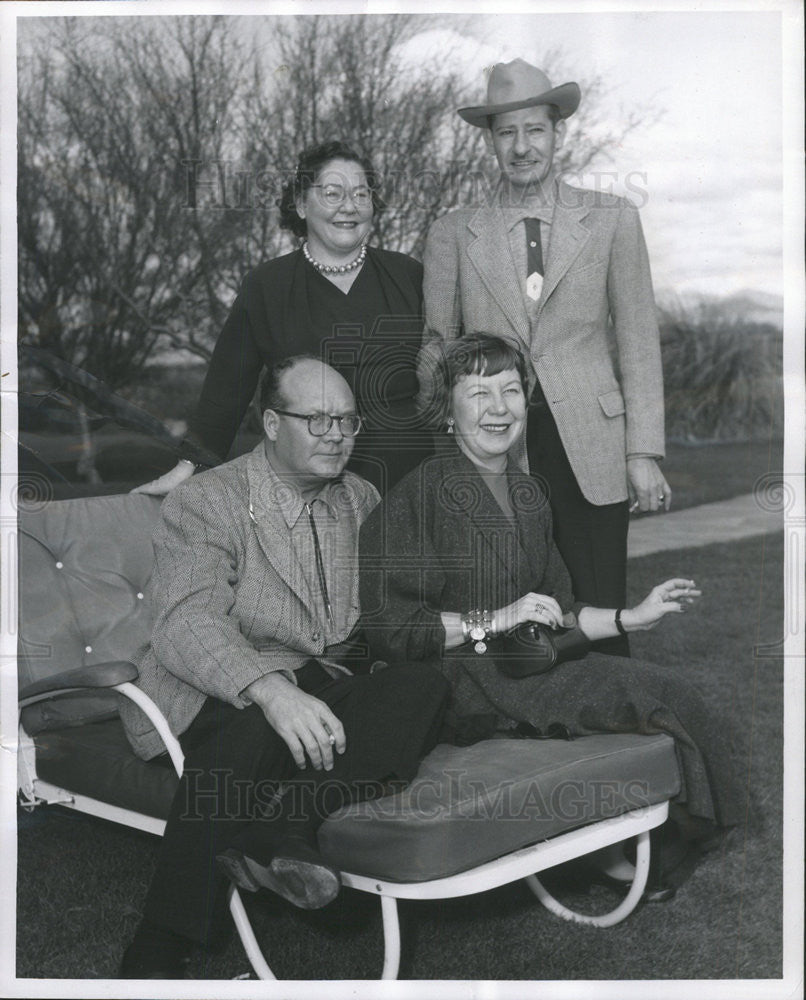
[422,59,670,656]
[119,356,448,979]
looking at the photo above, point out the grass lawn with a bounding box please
[16,532,784,982]
[20,430,784,512]
[660,437,783,511]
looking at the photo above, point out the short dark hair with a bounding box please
[259,354,319,412]
[419,335,529,429]
[487,102,562,130]
[277,141,385,238]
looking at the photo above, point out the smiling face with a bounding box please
[263,358,356,495]
[296,157,374,263]
[450,367,527,471]
[485,105,565,194]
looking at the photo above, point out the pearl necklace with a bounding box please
[302,240,367,275]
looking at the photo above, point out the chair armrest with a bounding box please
[19,661,139,704]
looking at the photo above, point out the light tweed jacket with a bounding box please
[422,182,665,505]
[120,443,380,761]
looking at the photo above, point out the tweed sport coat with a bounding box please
[422,183,665,505]
[119,443,380,761]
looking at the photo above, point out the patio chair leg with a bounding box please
[228,885,277,980]
[525,830,651,927]
[380,895,402,979]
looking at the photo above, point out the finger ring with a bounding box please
[328,734,336,746]
[658,494,665,502]
[535,602,546,614]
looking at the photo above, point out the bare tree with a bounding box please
[17,16,245,384]
[18,14,662,390]
[235,15,488,261]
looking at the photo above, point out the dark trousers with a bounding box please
[526,395,630,657]
[144,662,448,948]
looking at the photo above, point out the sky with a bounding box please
[395,8,791,304]
[3,1,801,310]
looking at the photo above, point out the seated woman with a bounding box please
[135,140,432,496]
[359,334,739,890]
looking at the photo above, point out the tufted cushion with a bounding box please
[18,494,162,733]
[320,733,679,882]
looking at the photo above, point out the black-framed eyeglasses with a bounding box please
[273,409,362,437]
[309,184,373,207]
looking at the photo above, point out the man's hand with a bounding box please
[131,460,195,496]
[627,457,671,514]
[244,671,346,771]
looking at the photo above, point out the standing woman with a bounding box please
[135,141,431,495]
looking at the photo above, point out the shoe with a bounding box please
[217,835,340,910]
[583,864,677,903]
[118,939,191,979]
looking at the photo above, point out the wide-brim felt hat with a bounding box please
[458,59,580,127]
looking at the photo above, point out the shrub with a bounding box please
[659,303,783,443]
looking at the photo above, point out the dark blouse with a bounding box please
[182,246,432,492]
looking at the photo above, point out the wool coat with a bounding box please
[359,449,740,827]
[422,184,665,505]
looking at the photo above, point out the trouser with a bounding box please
[143,662,449,947]
[526,393,630,657]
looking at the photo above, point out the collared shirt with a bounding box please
[262,456,360,655]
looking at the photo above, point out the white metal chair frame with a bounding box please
[19,676,668,981]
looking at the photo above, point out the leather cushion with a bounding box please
[18,494,162,733]
[36,724,678,885]
[320,733,679,883]
[34,717,178,820]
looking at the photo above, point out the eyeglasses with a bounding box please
[273,409,363,437]
[309,184,373,207]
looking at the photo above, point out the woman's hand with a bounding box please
[130,460,195,496]
[494,592,567,634]
[622,578,701,632]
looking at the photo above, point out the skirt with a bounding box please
[438,650,741,830]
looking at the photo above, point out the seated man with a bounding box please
[119,356,449,979]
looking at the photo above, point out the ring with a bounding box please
[658,494,665,501]
[328,734,336,746]
[535,602,547,614]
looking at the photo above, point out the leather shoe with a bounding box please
[584,865,676,903]
[217,835,340,910]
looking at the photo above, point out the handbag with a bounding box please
[494,613,591,678]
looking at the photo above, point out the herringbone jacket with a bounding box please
[422,183,665,505]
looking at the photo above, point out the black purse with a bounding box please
[494,613,591,678]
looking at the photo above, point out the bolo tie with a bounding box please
[305,502,335,629]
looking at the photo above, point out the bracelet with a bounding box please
[460,616,471,643]
[615,608,628,636]
[462,609,493,654]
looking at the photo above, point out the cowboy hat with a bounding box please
[457,59,580,127]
